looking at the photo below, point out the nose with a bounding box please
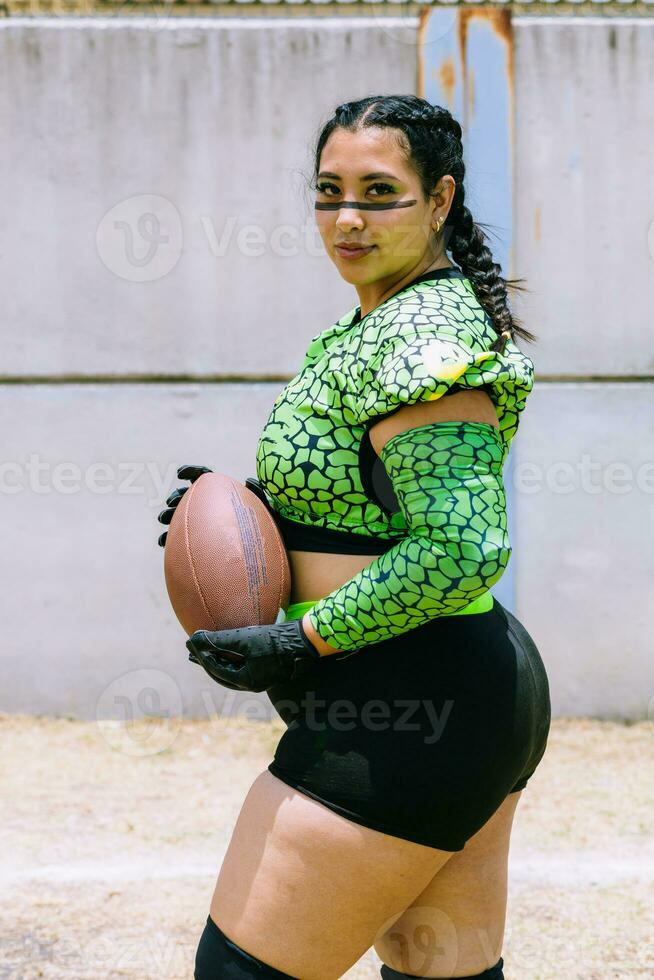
[335,204,365,231]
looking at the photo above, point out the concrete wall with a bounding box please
[1,15,652,719]
[513,17,654,374]
[0,17,418,722]
[0,382,282,722]
[511,17,654,718]
[1,17,414,377]
[513,382,654,719]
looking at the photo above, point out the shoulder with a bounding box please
[361,279,495,360]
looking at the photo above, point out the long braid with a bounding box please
[313,96,537,354]
[432,107,528,353]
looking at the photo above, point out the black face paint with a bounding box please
[314,200,418,211]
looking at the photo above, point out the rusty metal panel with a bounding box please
[420,7,519,612]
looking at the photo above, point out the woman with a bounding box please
[158,95,551,980]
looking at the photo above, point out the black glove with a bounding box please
[157,464,213,547]
[186,619,322,693]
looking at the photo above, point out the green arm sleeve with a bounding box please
[307,421,511,653]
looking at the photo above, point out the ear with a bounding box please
[430,175,456,219]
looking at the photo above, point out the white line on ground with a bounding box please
[1,850,653,887]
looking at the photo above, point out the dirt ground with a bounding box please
[1,713,652,980]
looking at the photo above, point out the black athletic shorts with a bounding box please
[266,598,551,852]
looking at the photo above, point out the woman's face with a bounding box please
[315,126,451,287]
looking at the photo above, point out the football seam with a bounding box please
[253,487,289,614]
[184,481,219,631]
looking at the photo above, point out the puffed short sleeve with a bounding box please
[356,320,497,424]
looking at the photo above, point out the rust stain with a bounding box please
[419,5,515,153]
[416,6,432,99]
[438,56,456,107]
[457,8,513,129]
[418,7,456,107]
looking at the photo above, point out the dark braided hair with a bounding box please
[311,95,537,354]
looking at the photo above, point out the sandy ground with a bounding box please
[1,713,653,980]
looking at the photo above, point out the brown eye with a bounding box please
[315,182,396,197]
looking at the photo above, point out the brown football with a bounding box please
[163,473,291,636]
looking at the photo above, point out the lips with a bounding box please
[335,244,375,260]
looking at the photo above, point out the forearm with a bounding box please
[306,531,509,652]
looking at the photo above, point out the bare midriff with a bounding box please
[287,551,380,605]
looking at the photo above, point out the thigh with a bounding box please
[374,791,523,978]
[209,770,456,980]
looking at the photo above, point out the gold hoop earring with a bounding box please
[433,217,443,234]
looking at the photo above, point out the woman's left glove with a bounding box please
[186,619,321,693]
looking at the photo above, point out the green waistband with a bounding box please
[282,590,495,623]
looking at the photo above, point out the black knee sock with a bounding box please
[194,914,300,980]
[380,956,504,980]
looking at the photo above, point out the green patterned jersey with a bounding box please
[255,268,534,541]
[255,267,535,651]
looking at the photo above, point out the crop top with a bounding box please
[254,266,534,555]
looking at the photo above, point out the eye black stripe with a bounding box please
[315,200,418,211]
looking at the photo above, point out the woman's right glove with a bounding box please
[157,464,213,548]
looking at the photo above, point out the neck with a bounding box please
[356,251,453,320]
